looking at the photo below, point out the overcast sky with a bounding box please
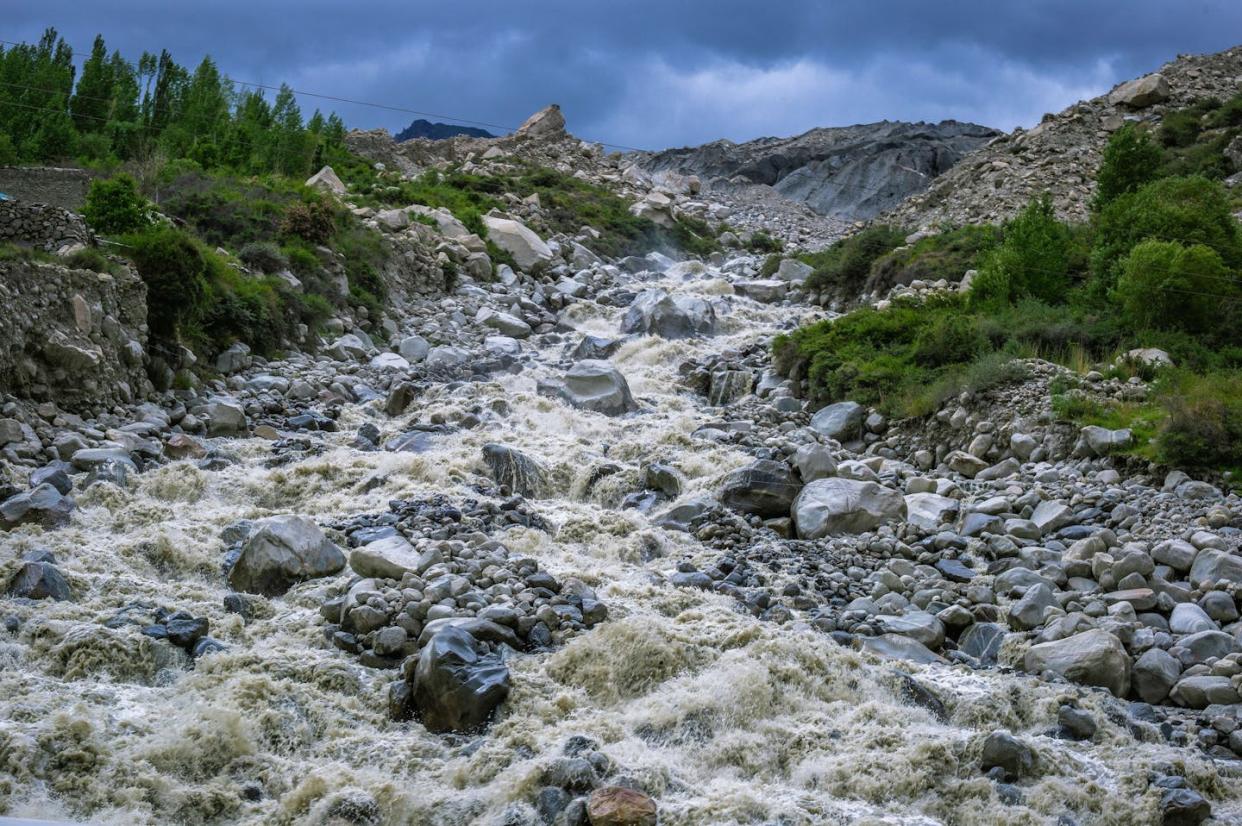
[8,1,1242,150]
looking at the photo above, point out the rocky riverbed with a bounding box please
[2,242,1241,826]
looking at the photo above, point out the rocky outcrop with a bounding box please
[0,258,151,411]
[639,120,1000,220]
[886,46,1242,228]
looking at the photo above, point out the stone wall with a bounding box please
[0,200,92,251]
[0,259,152,411]
[0,166,93,210]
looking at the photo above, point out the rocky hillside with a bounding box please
[887,45,1242,228]
[394,118,494,142]
[638,120,1001,221]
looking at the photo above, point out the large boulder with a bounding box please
[1023,629,1130,697]
[482,215,553,272]
[227,515,346,596]
[481,443,546,497]
[719,459,802,519]
[809,401,864,442]
[1078,426,1132,457]
[204,397,247,437]
[1189,548,1242,588]
[409,626,511,733]
[793,478,906,539]
[0,484,73,530]
[8,559,72,600]
[350,534,429,580]
[306,165,346,196]
[538,360,637,416]
[904,493,960,531]
[514,104,566,140]
[1108,73,1170,108]
[620,289,717,339]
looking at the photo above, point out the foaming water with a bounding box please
[0,262,1236,826]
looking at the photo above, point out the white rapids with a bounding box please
[0,256,1236,826]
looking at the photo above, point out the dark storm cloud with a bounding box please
[6,1,1241,149]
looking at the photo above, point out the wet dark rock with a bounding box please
[406,626,511,732]
[1057,705,1097,741]
[980,730,1034,780]
[7,560,72,600]
[227,514,347,596]
[30,462,72,495]
[1,483,74,530]
[165,616,209,648]
[1160,787,1210,825]
[483,443,547,497]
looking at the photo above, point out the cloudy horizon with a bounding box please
[7,1,1242,151]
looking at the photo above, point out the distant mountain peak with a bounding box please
[395,119,494,142]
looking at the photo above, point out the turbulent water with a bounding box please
[0,260,1237,826]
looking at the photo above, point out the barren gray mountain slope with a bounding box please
[638,120,1001,220]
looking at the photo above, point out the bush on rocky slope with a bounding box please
[347,163,722,259]
[82,167,377,358]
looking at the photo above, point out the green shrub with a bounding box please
[1113,240,1236,334]
[238,241,289,274]
[748,231,783,254]
[1207,94,1242,129]
[869,224,1000,288]
[63,246,116,273]
[912,313,985,367]
[1090,175,1242,296]
[1158,109,1204,148]
[281,199,336,245]
[121,227,210,339]
[82,174,151,235]
[1156,371,1242,470]
[803,225,906,294]
[758,254,781,278]
[1093,124,1162,210]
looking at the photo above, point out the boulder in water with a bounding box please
[0,483,73,530]
[1023,628,1130,697]
[8,559,72,600]
[620,289,716,339]
[408,625,511,732]
[482,443,546,497]
[228,515,346,596]
[586,786,658,826]
[538,360,637,416]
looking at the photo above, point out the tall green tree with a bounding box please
[70,34,113,132]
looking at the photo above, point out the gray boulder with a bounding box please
[1108,73,1170,108]
[425,346,471,370]
[409,626,511,732]
[809,401,864,442]
[539,360,637,416]
[1078,426,1132,457]
[350,534,428,580]
[8,560,72,600]
[0,484,73,530]
[1132,648,1181,704]
[1023,628,1130,697]
[215,342,252,375]
[1007,583,1058,631]
[482,215,553,272]
[1189,548,1242,587]
[904,493,959,531]
[793,478,906,539]
[620,289,717,339]
[227,515,346,596]
[205,397,247,437]
[980,731,1034,780]
[398,335,430,362]
[1169,603,1217,635]
[719,459,802,519]
[482,443,546,497]
[792,444,837,482]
